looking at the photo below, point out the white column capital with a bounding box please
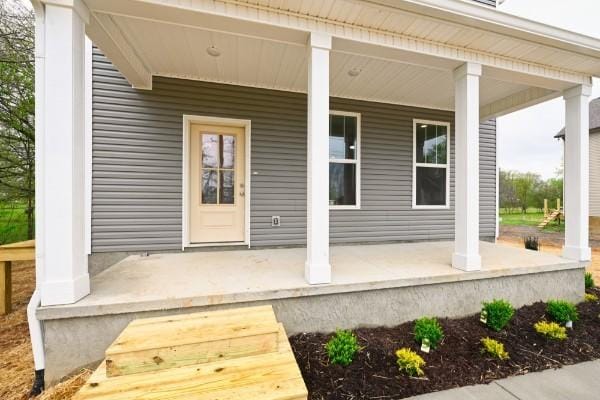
[308,32,332,51]
[453,62,482,81]
[40,0,90,24]
[563,84,592,100]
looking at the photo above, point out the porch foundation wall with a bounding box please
[42,267,583,385]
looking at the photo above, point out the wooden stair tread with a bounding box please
[105,306,280,377]
[74,324,307,400]
[538,210,561,228]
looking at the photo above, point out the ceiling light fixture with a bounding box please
[348,68,361,77]
[206,46,221,57]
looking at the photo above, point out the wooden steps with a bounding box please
[74,306,307,400]
[538,209,561,229]
[105,306,280,376]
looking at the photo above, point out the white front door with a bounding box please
[189,124,245,243]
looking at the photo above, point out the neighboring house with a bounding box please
[29,0,600,385]
[555,98,600,232]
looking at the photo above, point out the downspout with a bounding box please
[28,0,46,395]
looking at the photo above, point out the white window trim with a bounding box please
[329,110,361,210]
[412,119,451,210]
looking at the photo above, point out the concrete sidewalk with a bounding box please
[408,360,600,400]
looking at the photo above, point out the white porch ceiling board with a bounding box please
[110,14,308,92]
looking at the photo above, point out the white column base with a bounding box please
[562,245,591,262]
[305,261,332,285]
[40,273,90,306]
[452,252,482,272]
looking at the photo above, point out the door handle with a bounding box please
[240,191,245,197]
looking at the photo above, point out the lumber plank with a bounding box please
[75,324,307,400]
[0,240,35,262]
[105,306,280,376]
[126,305,276,327]
[0,261,11,315]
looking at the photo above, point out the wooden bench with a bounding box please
[0,239,35,315]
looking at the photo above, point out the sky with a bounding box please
[496,0,600,179]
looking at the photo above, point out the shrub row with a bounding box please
[326,293,592,376]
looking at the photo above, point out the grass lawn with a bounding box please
[0,204,30,245]
[499,210,565,233]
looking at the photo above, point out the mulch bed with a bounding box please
[290,288,600,399]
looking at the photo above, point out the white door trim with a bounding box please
[182,115,251,249]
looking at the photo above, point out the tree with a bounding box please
[0,0,35,240]
[513,172,541,213]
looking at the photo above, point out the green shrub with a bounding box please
[480,337,509,360]
[546,300,578,325]
[584,293,598,302]
[482,299,515,331]
[413,317,444,350]
[534,321,567,340]
[395,348,426,377]
[585,272,595,289]
[325,330,360,366]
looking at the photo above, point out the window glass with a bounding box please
[416,124,447,164]
[416,167,446,206]
[414,122,449,207]
[201,133,236,205]
[202,169,218,204]
[329,163,356,206]
[329,115,357,160]
[329,113,359,207]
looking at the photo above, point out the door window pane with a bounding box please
[219,170,235,204]
[329,115,357,160]
[329,163,356,206]
[416,167,446,206]
[202,134,219,168]
[202,169,218,204]
[221,135,235,169]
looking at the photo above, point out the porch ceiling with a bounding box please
[89,12,545,114]
[81,0,600,117]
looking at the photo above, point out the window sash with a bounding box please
[413,119,450,209]
[329,112,360,209]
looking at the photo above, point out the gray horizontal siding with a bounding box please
[92,49,497,252]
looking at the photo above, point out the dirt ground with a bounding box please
[0,261,90,400]
[0,228,598,399]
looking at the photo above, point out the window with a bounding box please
[329,112,360,208]
[201,133,236,205]
[413,120,450,208]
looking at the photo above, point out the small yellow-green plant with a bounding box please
[395,348,426,377]
[585,272,595,289]
[414,317,444,350]
[534,321,567,340]
[585,293,598,302]
[480,337,509,360]
[325,329,360,366]
[482,299,515,331]
[546,300,578,325]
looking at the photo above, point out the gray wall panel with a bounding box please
[92,49,497,252]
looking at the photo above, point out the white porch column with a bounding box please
[305,32,332,284]
[563,84,592,261]
[452,63,482,271]
[38,0,90,306]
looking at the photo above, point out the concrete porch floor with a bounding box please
[38,241,582,320]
